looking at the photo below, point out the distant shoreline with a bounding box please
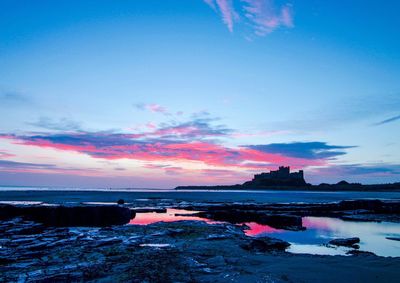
[175,183,400,192]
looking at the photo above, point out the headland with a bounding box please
[175,166,400,191]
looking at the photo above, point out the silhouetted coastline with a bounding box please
[176,167,400,191]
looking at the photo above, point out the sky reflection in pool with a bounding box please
[129,208,215,225]
[245,217,400,257]
[129,209,400,257]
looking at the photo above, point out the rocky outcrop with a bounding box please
[386,237,400,242]
[0,204,134,227]
[241,237,290,252]
[194,210,304,231]
[346,250,376,256]
[329,237,360,247]
[181,199,400,223]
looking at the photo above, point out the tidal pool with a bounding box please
[129,209,400,257]
[129,208,215,225]
[244,217,400,257]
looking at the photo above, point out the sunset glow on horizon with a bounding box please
[1,0,399,188]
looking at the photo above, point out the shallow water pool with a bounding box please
[129,209,400,257]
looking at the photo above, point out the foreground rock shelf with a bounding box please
[1,217,400,282]
[1,199,400,282]
[0,204,134,226]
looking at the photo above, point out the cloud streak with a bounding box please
[0,159,100,176]
[374,114,400,126]
[204,0,293,36]
[242,0,293,36]
[28,117,82,131]
[134,103,172,116]
[310,164,400,181]
[0,89,31,106]
[245,142,356,160]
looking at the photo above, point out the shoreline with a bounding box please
[175,183,400,192]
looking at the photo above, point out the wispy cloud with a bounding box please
[242,0,293,36]
[134,103,171,115]
[0,159,100,176]
[0,151,16,159]
[374,114,400,126]
[268,93,400,132]
[27,117,82,131]
[0,89,31,106]
[204,0,293,36]
[245,142,356,160]
[311,164,400,179]
[0,160,57,170]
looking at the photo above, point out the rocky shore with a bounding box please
[0,199,400,282]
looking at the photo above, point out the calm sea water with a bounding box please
[0,186,400,203]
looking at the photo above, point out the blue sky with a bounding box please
[0,0,399,188]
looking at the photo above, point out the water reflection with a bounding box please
[129,209,400,257]
[245,217,400,257]
[129,208,215,225]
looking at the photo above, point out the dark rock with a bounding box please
[20,241,50,251]
[0,256,16,264]
[117,199,125,205]
[130,207,167,213]
[206,234,229,240]
[92,237,123,247]
[195,210,303,231]
[337,200,383,211]
[386,237,400,241]
[9,237,36,245]
[0,204,134,227]
[329,237,360,247]
[205,255,226,266]
[46,238,71,248]
[5,223,45,235]
[346,250,376,256]
[241,237,290,252]
[166,228,185,236]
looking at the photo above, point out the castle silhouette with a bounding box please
[243,166,307,187]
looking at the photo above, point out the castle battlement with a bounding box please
[244,166,307,187]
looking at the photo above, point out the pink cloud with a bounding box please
[281,5,293,27]
[242,0,294,36]
[203,0,217,10]
[216,0,238,32]
[134,103,173,116]
[0,150,15,159]
[205,0,238,32]
[204,0,293,36]
[146,122,157,129]
[0,133,324,171]
[146,103,168,114]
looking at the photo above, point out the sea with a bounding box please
[0,186,399,204]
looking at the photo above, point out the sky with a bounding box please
[0,0,399,188]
